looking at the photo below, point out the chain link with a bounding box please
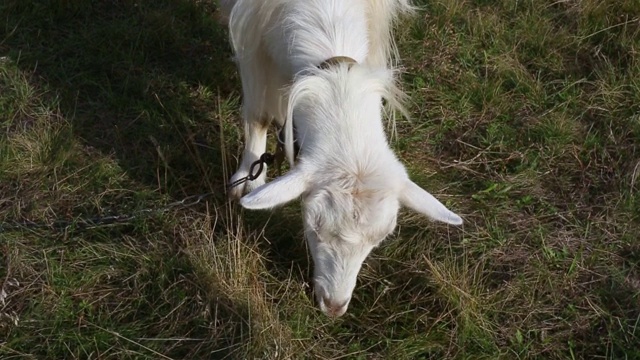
[0,192,217,233]
[226,153,276,189]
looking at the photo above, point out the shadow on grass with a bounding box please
[0,0,312,358]
[2,0,237,196]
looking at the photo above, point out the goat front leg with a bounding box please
[229,116,270,199]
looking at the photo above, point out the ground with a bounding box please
[1,0,639,359]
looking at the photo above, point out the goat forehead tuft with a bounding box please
[305,183,399,243]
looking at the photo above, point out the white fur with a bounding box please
[223,0,461,317]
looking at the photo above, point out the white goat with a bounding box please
[221,0,463,317]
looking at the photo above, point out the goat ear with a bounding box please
[399,179,463,225]
[240,169,308,210]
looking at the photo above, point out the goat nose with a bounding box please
[323,297,349,317]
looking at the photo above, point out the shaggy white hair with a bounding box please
[220,0,462,317]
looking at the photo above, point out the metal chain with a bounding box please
[0,191,217,233]
[1,128,300,234]
[226,153,276,189]
[2,151,282,233]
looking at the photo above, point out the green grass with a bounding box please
[1,0,639,358]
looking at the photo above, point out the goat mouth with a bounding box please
[313,278,352,317]
[317,294,350,317]
[319,301,348,318]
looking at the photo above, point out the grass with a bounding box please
[1,0,639,358]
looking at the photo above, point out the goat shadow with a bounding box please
[2,0,236,195]
[2,0,309,357]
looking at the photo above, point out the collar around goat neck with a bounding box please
[318,56,358,70]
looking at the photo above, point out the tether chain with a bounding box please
[1,127,298,234]
[0,192,217,233]
[226,153,276,189]
[1,152,278,233]
[226,125,298,189]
